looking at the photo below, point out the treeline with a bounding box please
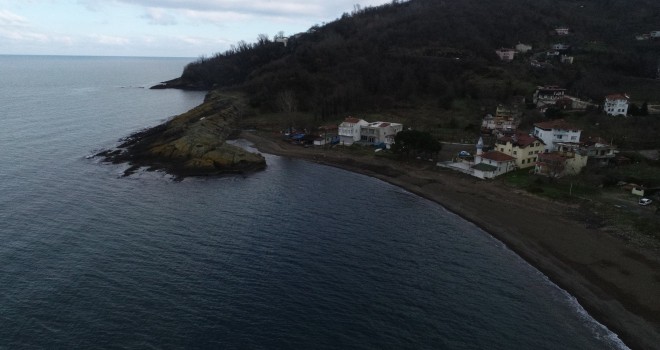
[176,0,660,117]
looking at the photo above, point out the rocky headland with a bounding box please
[97,91,266,178]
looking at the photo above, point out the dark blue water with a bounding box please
[0,55,628,349]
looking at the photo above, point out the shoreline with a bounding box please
[241,131,660,350]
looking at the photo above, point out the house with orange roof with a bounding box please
[495,133,545,169]
[604,93,630,116]
[532,119,581,152]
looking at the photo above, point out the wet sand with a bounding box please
[241,131,660,350]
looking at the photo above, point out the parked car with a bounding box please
[639,198,653,206]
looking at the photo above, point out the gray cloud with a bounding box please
[118,0,390,18]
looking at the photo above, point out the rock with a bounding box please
[98,92,266,177]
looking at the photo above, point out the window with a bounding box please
[513,151,517,155]
[529,151,533,155]
[500,148,504,152]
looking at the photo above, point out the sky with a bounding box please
[0,0,392,57]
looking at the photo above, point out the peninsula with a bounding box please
[97,92,266,178]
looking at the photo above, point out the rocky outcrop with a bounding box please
[98,91,266,178]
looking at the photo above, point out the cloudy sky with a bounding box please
[0,0,391,57]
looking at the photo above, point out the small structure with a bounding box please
[555,27,570,35]
[533,119,581,152]
[604,94,630,116]
[495,133,545,169]
[359,121,403,148]
[552,43,571,51]
[338,117,369,145]
[533,86,566,108]
[515,43,533,53]
[560,55,574,64]
[651,31,660,38]
[495,48,516,61]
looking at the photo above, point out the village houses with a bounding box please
[604,93,630,116]
[533,119,582,152]
[480,105,521,135]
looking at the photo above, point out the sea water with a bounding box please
[0,55,628,349]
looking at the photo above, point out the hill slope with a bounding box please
[157,0,660,120]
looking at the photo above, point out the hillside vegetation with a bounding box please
[159,0,660,144]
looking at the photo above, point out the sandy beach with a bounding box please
[241,131,660,350]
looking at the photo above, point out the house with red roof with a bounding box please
[604,93,630,116]
[533,119,581,152]
[471,150,517,179]
[338,117,369,145]
[495,133,545,169]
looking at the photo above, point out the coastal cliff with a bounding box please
[98,92,266,178]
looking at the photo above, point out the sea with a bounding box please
[0,55,629,349]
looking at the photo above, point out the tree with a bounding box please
[392,130,442,158]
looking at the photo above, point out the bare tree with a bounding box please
[277,90,298,113]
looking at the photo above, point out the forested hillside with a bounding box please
[162,0,660,120]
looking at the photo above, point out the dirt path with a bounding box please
[242,131,660,350]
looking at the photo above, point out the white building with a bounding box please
[338,117,369,145]
[533,119,582,152]
[495,48,516,61]
[515,43,533,53]
[360,121,403,147]
[604,94,630,116]
[555,27,570,35]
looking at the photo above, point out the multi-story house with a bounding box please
[535,143,588,177]
[360,121,403,148]
[533,119,581,152]
[495,133,546,169]
[583,137,617,167]
[338,117,369,145]
[604,94,630,116]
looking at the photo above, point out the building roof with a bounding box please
[605,94,629,101]
[481,151,516,162]
[498,133,544,148]
[343,117,361,124]
[472,163,498,172]
[534,119,580,131]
